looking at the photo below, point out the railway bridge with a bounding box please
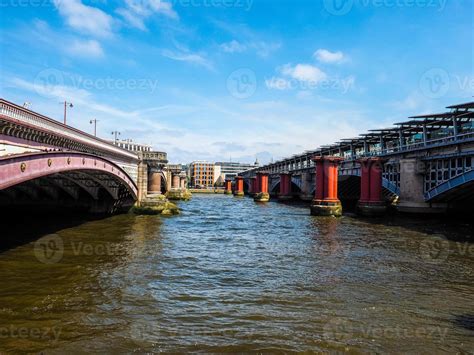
[236,101,474,216]
[0,99,184,214]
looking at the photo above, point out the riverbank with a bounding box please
[188,188,224,194]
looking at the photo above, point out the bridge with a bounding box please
[236,101,474,216]
[0,99,187,214]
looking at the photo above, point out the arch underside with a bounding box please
[0,152,137,214]
[425,170,474,203]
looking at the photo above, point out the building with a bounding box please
[215,160,259,181]
[188,161,215,188]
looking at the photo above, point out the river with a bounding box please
[0,194,473,353]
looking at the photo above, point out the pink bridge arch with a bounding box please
[0,151,138,199]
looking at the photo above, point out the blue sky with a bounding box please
[0,0,472,164]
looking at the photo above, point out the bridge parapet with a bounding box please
[0,99,137,163]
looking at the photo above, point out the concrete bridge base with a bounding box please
[254,192,270,202]
[166,188,192,201]
[133,193,179,215]
[224,190,233,195]
[310,199,342,217]
[396,201,448,214]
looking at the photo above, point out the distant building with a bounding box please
[215,160,259,181]
[188,161,215,188]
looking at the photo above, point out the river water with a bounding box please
[0,194,473,353]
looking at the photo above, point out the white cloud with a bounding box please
[314,49,345,64]
[118,0,178,30]
[53,0,113,38]
[220,40,246,53]
[281,63,327,83]
[67,39,104,58]
[161,49,213,70]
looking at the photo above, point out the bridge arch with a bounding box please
[424,170,474,202]
[0,152,138,213]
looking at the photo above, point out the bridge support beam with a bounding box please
[224,179,233,194]
[357,158,386,217]
[148,171,162,194]
[254,172,270,202]
[310,156,342,217]
[278,173,292,200]
[171,173,180,189]
[397,158,447,214]
[233,176,244,197]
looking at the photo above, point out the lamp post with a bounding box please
[90,119,99,136]
[111,131,121,143]
[61,101,73,125]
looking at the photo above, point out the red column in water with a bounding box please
[224,179,232,193]
[314,159,324,200]
[359,159,371,203]
[234,176,244,196]
[257,173,269,193]
[279,173,290,195]
[255,173,261,193]
[312,156,342,201]
[369,158,383,202]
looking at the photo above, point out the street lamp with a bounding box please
[90,119,99,136]
[111,131,121,143]
[60,101,73,125]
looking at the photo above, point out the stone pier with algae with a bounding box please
[132,193,179,216]
[166,188,192,201]
[254,192,270,202]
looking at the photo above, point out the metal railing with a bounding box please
[0,99,138,161]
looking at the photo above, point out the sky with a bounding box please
[0,0,472,164]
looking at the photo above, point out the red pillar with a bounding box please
[257,172,268,193]
[279,173,292,199]
[357,157,386,216]
[314,159,324,200]
[359,159,371,203]
[311,156,343,216]
[234,176,244,196]
[255,174,261,193]
[369,159,383,202]
[254,172,270,202]
[224,179,232,194]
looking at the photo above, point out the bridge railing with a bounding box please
[0,99,138,161]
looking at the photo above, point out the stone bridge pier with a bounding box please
[234,176,244,197]
[397,158,447,214]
